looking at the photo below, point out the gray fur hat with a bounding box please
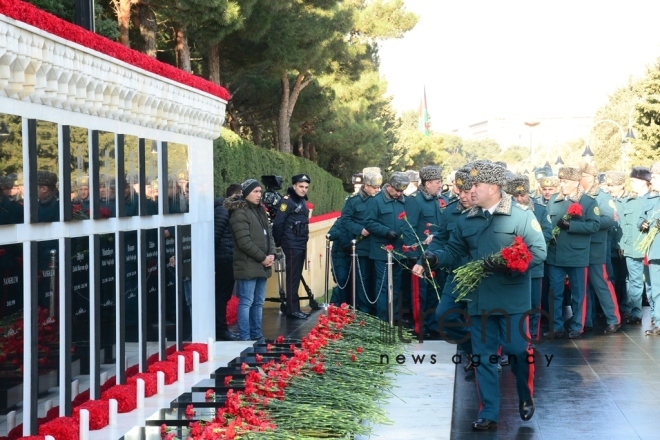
[419,165,442,182]
[363,171,382,186]
[507,174,530,195]
[36,170,57,188]
[389,171,410,191]
[454,168,472,191]
[630,166,651,182]
[558,167,581,181]
[538,175,559,188]
[467,160,506,187]
[405,169,420,183]
[651,162,660,175]
[0,175,12,189]
[605,170,625,186]
[580,162,599,176]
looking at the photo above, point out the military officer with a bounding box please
[426,168,474,361]
[605,170,628,308]
[403,169,419,196]
[73,176,90,215]
[534,175,559,206]
[639,163,660,335]
[579,163,621,334]
[507,174,553,340]
[620,167,652,325]
[413,160,546,430]
[339,170,382,314]
[273,173,311,319]
[36,170,60,223]
[544,166,600,339]
[407,165,447,338]
[364,172,416,322]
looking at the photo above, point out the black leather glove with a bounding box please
[385,230,399,242]
[406,257,419,268]
[557,218,570,230]
[482,256,510,274]
[422,251,438,269]
[640,219,650,232]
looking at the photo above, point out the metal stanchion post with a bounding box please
[387,250,394,327]
[351,239,357,310]
[323,234,331,309]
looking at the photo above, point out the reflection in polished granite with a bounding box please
[450,308,660,440]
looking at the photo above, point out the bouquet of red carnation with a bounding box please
[453,236,533,302]
[551,202,582,242]
[72,400,110,430]
[101,384,137,413]
[38,416,79,440]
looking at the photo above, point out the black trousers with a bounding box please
[284,247,305,315]
[215,259,235,336]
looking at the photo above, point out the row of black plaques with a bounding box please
[0,113,189,226]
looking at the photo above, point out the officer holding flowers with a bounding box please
[544,166,600,339]
[413,160,547,430]
[364,172,417,322]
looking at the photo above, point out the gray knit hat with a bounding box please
[419,165,442,182]
[241,178,261,197]
[467,160,506,187]
[605,170,625,186]
[389,172,410,191]
[36,170,57,188]
[363,171,382,186]
[558,167,581,181]
[507,174,530,195]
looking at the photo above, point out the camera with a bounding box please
[261,175,283,220]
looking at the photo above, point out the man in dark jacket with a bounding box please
[225,179,276,342]
[272,174,311,319]
[214,183,242,340]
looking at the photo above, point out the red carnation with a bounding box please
[567,203,583,217]
[72,400,109,430]
[306,202,314,210]
[398,211,407,220]
[439,199,447,208]
[402,245,409,253]
[384,244,394,252]
[424,229,431,236]
[101,384,137,413]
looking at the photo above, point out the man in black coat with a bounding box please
[214,183,242,340]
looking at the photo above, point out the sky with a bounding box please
[378,0,660,132]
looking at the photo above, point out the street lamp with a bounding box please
[555,155,564,165]
[585,119,634,171]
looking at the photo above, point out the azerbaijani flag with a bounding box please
[418,86,430,136]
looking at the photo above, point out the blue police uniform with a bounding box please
[429,193,547,425]
[583,187,621,330]
[620,191,652,322]
[545,189,600,336]
[340,188,375,313]
[273,185,310,317]
[364,184,417,322]
[406,189,447,335]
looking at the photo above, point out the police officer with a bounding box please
[427,168,474,364]
[605,170,628,308]
[579,163,621,334]
[534,175,559,206]
[364,172,416,322]
[339,170,382,314]
[414,160,546,430]
[544,166,600,339]
[273,174,311,319]
[620,167,652,325]
[639,163,660,334]
[36,170,59,223]
[507,174,552,340]
[407,165,447,338]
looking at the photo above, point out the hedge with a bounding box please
[214,129,347,215]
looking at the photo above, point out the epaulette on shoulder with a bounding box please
[410,191,418,197]
[283,195,289,199]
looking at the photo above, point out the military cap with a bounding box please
[125,173,139,185]
[389,171,410,191]
[651,162,660,175]
[454,168,472,191]
[0,175,12,189]
[467,160,506,187]
[292,174,311,184]
[351,173,364,185]
[76,176,90,187]
[363,171,382,186]
[36,170,57,188]
[630,166,651,182]
[605,170,625,186]
[405,169,420,183]
[363,167,381,175]
[177,170,189,181]
[506,174,530,195]
[557,167,581,181]
[580,162,599,176]
[419,165,442,182]
[150,179,159,190]
[99,177,116,188]
[495,161,508,169]
[539,175,559,188]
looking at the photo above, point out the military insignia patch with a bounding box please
[470,168,478,177]
[608,200,615,209]
[279,204,287,212]
[456,178,463,187]
[516,185,525,192]
[531,219,542,232]
[594,206,600,215]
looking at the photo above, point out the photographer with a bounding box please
[273,174,311,319]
